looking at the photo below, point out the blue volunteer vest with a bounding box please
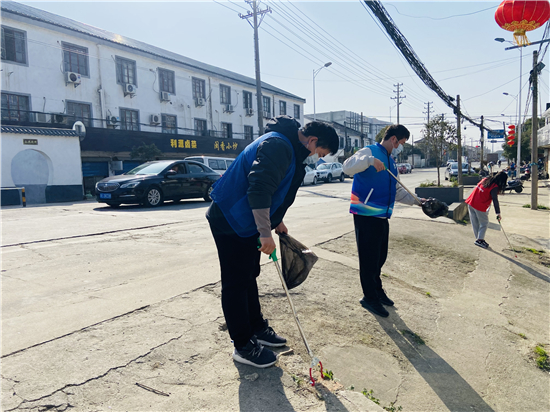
[350,143,397,218]
[210,132,296,237]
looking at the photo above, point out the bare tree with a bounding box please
[421,115,457,186]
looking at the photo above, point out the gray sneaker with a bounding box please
[233,337,278,368]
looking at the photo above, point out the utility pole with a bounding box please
[360,112,364,147]
[531,50,541,210]
[391,83,405,124]
[456,95,462,185]
[480,115,485,169]
[240,1,271,137]
[423,102,432,167]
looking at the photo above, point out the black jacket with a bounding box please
[207,115,310,235]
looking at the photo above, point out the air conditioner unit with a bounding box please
[263,111,271,119]
[52,113,69,124]
[195,97,205,107]
[65,71,81,85]
[160,91,171,101]
[245,108,254,116]
[224,104,234,113]
[35,113,49,123]
[124,83,137,96]
[150,114,161,125]
[106,116,119,127]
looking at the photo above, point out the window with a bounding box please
[1,92,30,121]
[221,122,233,139]
[67,101,91,126]
[162,114,177,134]
[192,78,206,99]
[62,43,89,76]
[120,109,139,131]
[158,68,175,94]
[188,163,204,174]
[243,91,253,109]
[1,26,27,64]
[194,118,207,136]
[244,125,254,140]
[208,159,227,171]
[294,104,300,119]
[115,56,137,85]
[220,84,231,105]
[279,101,286,116]
[262,96,271,117]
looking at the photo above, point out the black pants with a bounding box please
[353,214,389,301]
[209,223,267,349]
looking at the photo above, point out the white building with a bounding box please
[1,1,305,196]
[537,104,550,175]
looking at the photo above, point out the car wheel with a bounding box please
[312,176,317,185]
[515,187,523,193]
[327,174,333,183]
[145,187,163,207]
[106,202,120,208]
[204,185,214,202]
[445,176,448,180]
[340,173,345,182]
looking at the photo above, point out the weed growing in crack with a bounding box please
[534,346,549,370]
[291,374,304,385]
[322,369,334,380]
[518,333,527,339]
[381,273,389,278]
[400,329,425,345]
[425,292,432,297]
[523,247,545,255]
[361,389,403,411]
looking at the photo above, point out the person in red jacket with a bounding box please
[465,171,508,249]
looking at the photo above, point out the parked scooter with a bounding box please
[505,179,524,193]
[520,168,531,181]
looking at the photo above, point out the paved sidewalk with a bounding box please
[2,179,549,412]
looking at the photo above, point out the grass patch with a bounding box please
[400,329,425,345]
[425,292,432,297]
[518,333,527,339]
[291,374,304,385]
[523,247,545,255]
[534,346,549,370]
[523,204,550,210]
[419,180,437,187]
[381,273,389,277]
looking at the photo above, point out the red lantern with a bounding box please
[495,0,550,46]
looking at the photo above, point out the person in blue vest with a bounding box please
[206,115,339,368]
[343,125,423,318]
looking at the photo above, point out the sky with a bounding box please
[22,0,550,149]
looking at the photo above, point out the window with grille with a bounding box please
[162,114,177,134]
[62,43,89,76]
[243,91,253,109]
[115,56,137,85]
[244,125,254,140]
[1,26,27,64]
[262,96,271,117]
[1,92,30,121]
[159,68,175,94]
[67,101,91,126]
[220,85,231,105]
[194,118,207,136]
[221,122,233,139]
[294,104,300,119]
[279,101,286,116]
[120,109,139,131]
[192,78,205,99]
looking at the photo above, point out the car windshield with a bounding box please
[450,163,458,170]
[317,164,330,170]
[126,162,171,175]
[305,165,315,172]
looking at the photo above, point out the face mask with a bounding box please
[393,143,403,156]
[309,152,320,163]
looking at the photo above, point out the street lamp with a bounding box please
[313,62,332,121]
[496,38,523,165]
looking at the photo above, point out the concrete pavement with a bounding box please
[2,175,549,411]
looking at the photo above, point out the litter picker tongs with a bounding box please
[260,240,323,386]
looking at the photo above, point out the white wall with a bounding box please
[1,14,305,138]
[1,132,83,188]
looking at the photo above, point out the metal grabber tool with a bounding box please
[259,239,323,386]
[497,216,518,258]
